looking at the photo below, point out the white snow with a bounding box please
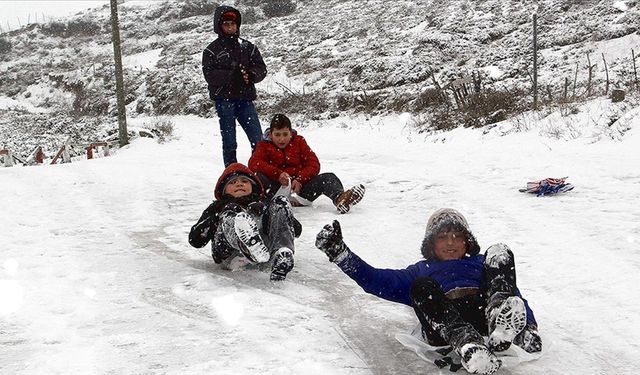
[0,95,48,113]
[2,103,640,374]
[0,1,157,31]
[261,66,311,95]
[123,48,163,70]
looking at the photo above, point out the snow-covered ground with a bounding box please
[1,110,640,374]
[0,1,157,31]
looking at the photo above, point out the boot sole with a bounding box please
[460,343,502,375]
[270,248,294,281]
[488,296,527,351]
[234,213,270,263]
[337,184,366,214]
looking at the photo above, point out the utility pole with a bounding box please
[110,0,128,147]
[532,13,538,110]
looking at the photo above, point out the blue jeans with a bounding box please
[215,99,263,166]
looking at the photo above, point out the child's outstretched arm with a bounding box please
[188,203,219,248]
[315,220,418,306]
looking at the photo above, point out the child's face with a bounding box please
[433,229,467,261]
[270,127,293,149]
[224,176,253,198]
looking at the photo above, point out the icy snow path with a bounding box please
[1,115,639,375]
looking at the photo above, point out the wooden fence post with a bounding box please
[602,53,609,95]
[532,13,538,110]
[0,149,13,167]
[62,138,71,163]
[633,49,638,89]
[586,53,593,96]
[572,62,578,98]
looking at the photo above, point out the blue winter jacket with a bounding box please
[336,251,537,326]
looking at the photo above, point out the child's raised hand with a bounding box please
[315,220,349,263]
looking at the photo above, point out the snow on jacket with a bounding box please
[336,251,538,326]
[248,130,321,185]
[202,5,267,100]
[188,163,264,250]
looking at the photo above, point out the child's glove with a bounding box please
[315,220,349,263]
[514,325,542,353]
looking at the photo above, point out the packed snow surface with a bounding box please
[1,112,640,374]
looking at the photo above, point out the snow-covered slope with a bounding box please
[1,0,639,158]
[1,110,639,374]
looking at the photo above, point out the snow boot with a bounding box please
[484,244,526,351]
[460,343,502,375]
[487,296,527,352]
[334,184,365,214]
[211,230,236,264]
[513,325,543,353]
[234,212,270,263]
[270,247,294,281]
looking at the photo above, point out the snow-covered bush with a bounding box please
[141,117,175,143]
[65,18,103,37]
[270,91,330,115]
[40,22,68,37]
[0,37,11,55]
[262,0,296,18]
[178,0,219,19]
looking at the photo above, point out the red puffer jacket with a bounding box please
[248,131,320,184]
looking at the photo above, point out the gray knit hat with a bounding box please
[420,208,481,259]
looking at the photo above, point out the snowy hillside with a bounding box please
[2,107,640,374]
[2,2,640,372]
[1,0,640,157]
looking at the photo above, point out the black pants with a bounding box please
[257,172,344,203]
[411,278,486,347]
[212,195,297,263]
[411,245,518,349]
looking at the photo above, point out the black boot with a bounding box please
[484,244,527,352]
[211,230,235,264]
[411,278,501,374]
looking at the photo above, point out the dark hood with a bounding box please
[213,5,241,37]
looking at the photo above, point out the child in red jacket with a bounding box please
[248,113,365,213]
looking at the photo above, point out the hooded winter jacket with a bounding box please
[188,163,264,249]
[334,208,537,326]
[202,6,267,100]
[248,130,321,185]
[335,251,538,327]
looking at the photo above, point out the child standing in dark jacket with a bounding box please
[249,113,365,214]
[202,5,267,167]
[315,208,542,375]
[189,163,300,280]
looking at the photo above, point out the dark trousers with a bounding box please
[260,195,295,253]
[257,172,344,202]
[411,245,518,349]
[215,99,263,167]
[211,196,297,263]
[411,278,486,348]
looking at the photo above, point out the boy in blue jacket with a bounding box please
[315,208,542,375]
